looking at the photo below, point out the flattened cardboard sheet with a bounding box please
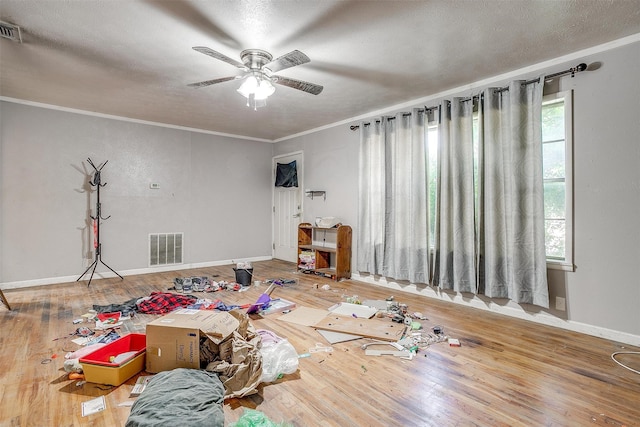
[314,315,403,342]
[361,299,390,310]
[276,306,329,326]
[328,302,377,319]
[316,329,362,344]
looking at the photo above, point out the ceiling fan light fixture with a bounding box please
[237,75,259,98]
[237,74,275,109]
[246,95,267,110]
[254,79,276,100]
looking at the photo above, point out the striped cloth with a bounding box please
[136,292,197,315]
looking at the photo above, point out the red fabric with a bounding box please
[93,219,98,249]
[136,292,197,315]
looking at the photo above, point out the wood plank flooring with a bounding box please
[1,259,639,426]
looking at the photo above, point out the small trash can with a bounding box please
[233,268,253,286]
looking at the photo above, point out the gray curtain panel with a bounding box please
[382,111,430,284]
[434,99,477,293]
[358,119,386,275]
[480,80,549,307]
[357,110,431,283]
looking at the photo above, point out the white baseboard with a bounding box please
[352,273,640,347]
[0,256,272,290]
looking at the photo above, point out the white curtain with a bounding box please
[358,110,430,284]
[357,119,386,275]
[434,99,477,292]
[479,80,549,307]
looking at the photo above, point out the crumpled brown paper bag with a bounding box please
[204,310,263,399]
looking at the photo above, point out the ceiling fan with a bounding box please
[188,47,323,109]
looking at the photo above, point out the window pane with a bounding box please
[542,102,565,141]
[543,141,565,179]
[428,127,438,246]
[545,219,566,259]
[544,181,565,219]
[542,92,572,265]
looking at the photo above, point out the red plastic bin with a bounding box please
[79,333,146,385]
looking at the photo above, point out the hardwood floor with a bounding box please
[1,259,638,426]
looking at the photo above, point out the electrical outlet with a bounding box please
[149,183,160,189]
[555,296,566,311]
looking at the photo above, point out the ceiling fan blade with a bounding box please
[264,50,310,73]
[188,76,238,88]
[192,46,247,70]
[272,75,323,95]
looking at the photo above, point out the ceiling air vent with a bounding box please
[0,21,22,43]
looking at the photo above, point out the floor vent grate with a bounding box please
[149,233,183,266]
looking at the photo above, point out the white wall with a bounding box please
[275,41,640,344]
[0,103,274,285]
[274,125,359,233]
[560,42,640,339]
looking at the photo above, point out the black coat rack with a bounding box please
[77,158,123,286]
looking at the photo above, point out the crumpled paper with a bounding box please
[204,310,263,398]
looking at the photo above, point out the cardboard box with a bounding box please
[145,308,239,373]
[79,333,146,386]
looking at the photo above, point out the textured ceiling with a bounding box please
[1,0,639,141]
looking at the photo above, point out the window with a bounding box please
[427,121,438,248]
[425,90,574,270]
[542,91,574,270]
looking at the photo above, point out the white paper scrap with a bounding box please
[328,302,377,319]
[81,395,106,417]
[130,376,153,397]
[71,336,92,346]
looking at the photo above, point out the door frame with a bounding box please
[272,150,304,261]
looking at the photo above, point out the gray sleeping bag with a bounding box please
[126,368,225,427]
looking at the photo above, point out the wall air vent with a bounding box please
[149,233,183,267]
[0,21,22,43]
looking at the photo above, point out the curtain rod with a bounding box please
[350,62,587,130]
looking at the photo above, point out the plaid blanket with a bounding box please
[137,292,197,315]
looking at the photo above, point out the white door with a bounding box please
[273,152,303,262]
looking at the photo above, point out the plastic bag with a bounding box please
[231,408,292,427]
[260,338,299,383]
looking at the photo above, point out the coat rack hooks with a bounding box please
[76,158,123,286]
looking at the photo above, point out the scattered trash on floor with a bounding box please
[265,278,297,287]
[259,330,299,384]
[81,395,106,417]
[46,262,465,424]
[130,376,152,397]
[345,295,360,304]
[309,343,333,353]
